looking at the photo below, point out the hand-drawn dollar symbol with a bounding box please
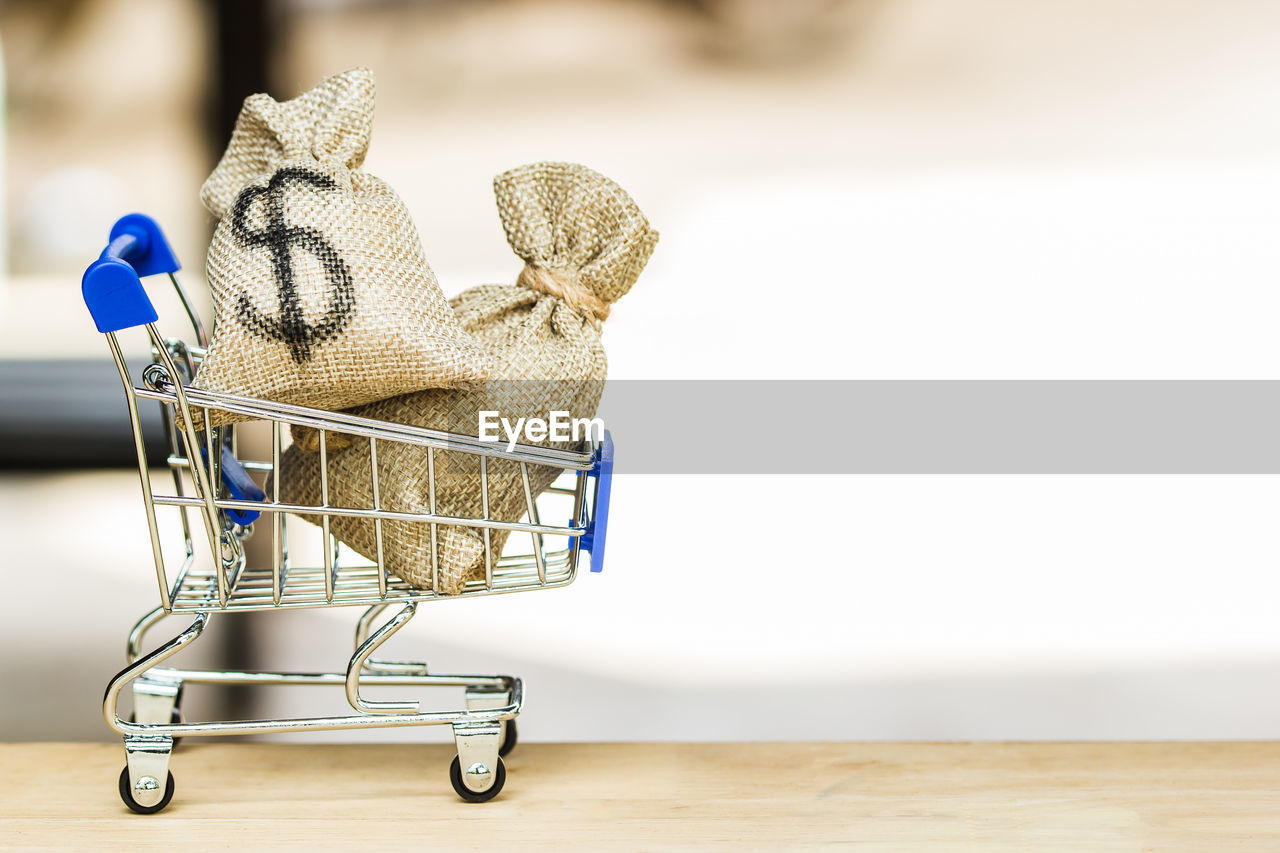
[230,166,356,363]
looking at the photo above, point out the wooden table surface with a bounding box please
[1,742,1276,850]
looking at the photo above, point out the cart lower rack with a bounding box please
[82,214,614,812]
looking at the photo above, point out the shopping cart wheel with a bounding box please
[449,755,506,803]
[118,767,175,815]
[499,720,518,757]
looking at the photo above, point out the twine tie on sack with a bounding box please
[516,264,611,321]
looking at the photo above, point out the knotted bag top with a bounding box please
[494,162,659,320]
[187,67,492,429]
[202,67,375,219]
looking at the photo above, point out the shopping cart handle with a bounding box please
[580,429,613,573]
[82,214,180,333]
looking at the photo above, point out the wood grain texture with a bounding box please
[0,742,1276,850]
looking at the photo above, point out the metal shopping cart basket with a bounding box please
[81,214,614,813]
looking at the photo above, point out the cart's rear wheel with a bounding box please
[118,767,175,815]
[499,720,518,757]
[449,754,506,803]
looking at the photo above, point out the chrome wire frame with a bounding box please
[112,339,595,616]
[105,604,521,740]
[100,272,594,756]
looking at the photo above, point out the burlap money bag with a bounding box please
[187,68,490,428]
[280,162,657,592]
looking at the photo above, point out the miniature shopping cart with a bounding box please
[81,214,614,813]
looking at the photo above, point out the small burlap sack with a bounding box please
[187,68,489,428]
[280,162,657,592]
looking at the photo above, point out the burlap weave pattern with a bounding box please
[187,68,490,428]
[281,162,657,592]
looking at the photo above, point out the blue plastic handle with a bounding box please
[579,429,613,573]
[82,214,180,333]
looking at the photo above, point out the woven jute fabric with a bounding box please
[280,162,657,593]
[184,68,490,429]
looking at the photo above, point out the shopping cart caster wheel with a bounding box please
[118,767,175,815]
[449,754,506,803]
[129,706,183,748]
[499,720,518,757]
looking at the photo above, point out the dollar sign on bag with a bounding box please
[230,167,356,363]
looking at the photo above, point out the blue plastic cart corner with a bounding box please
[580,429,613,573]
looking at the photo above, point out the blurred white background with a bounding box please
[1,0,1278,742]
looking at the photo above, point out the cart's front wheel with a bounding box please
[499,720,518,757]
[449,754,506,803]
[118,767,175,815]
